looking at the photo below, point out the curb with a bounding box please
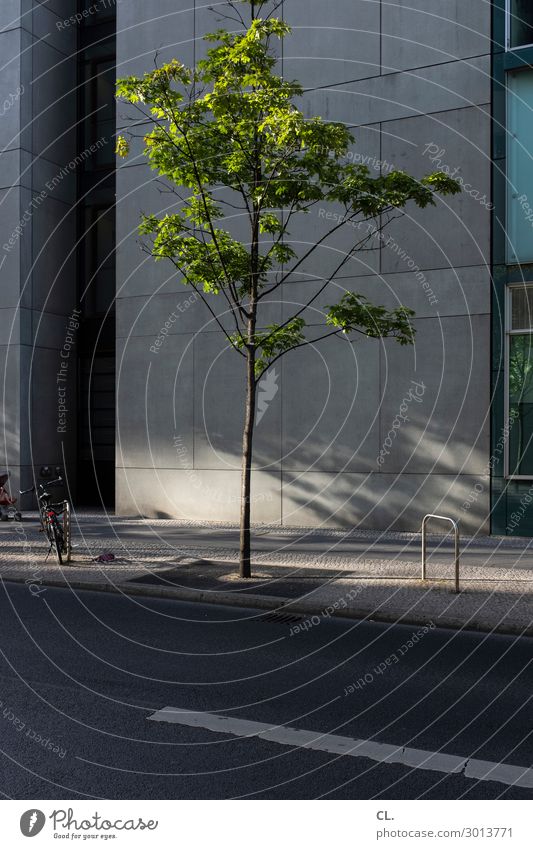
[4,574,533,638]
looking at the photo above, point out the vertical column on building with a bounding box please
[0,2,79,504]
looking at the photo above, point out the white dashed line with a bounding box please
[148,706,533,789]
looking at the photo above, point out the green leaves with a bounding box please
[232,319,306,375]
[326,293,415,346]
[258,212,283,234]
[141,213,250,294]
[116,5,461,374]
[116,59,191,108]
[331,166,462,217]
[115,135,130,158]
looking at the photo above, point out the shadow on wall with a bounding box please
[115,328,490,535]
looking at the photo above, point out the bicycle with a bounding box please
[21,477,72,565]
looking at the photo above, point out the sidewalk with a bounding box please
[1,511,532,636]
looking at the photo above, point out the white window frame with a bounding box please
[506,0,533,51]
[505,283,533,478]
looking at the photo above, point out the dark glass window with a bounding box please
[81,54,116,170]
[509,0,533,49]
[506,70,533,263]
[79,0,117,23]
[77,1,116,507]
[512,284,533,329]
[81,206,116,316]
[509,286,533,476]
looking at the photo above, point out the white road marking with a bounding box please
[148,706,533,789]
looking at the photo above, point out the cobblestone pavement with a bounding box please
[0,511,531,635]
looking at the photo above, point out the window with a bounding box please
[81,53,116,171]
[507,0,533,50]
[507,285,533,476]
[506,70,533,263]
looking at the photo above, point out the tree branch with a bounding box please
[256,328,346,380]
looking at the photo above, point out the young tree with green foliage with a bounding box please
[116,0,460,578]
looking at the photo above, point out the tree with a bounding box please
[116,0,461,578]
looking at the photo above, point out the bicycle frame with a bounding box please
[21,477,72,565]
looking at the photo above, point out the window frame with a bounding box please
[506,0,533,51]
[505,283,533,478]
[505,69,533,265]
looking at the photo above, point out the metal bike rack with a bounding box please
[421,514,460,594]
[62,500,71,564]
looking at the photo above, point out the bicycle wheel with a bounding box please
[48,519,63,565]
[62,500,71,563]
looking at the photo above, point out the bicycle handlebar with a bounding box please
[20,476,63,497]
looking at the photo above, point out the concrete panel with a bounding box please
[18,185,33,308]
[116,293,280,344]
[0,2,27,31]
[116,333,195,470]
[118,0,194,61]
[117,270,282,340]
[283,0,380,88]
[0,28,24,148]
[298,55,490,127]
[0,344,21,467]
[0,187,24,308]
[280,276,373,326]
[282,471,490,534]
[28,343,76,465]
[193,1,260,64]
[19,28,32,153]
[31,39,76,165]
[378,315,490,475]
[281,333,381,473]
[380,106,491,273]
[32,154,76,204]
[0,149,23,191]
[31,195,77,314]
[116,0,194,128]
[117,291,211,340]
[0,307,23,345]
[194,332,282,472]
[32,3,76,54]
[18,342,31,461]
[382,0,491,73]
[36,1,77,20]
[282,265,490,325]
[116,466,282,523]
[283,210,381,288]
[116,162,186,298]
[31,308,75,349]
[280,123,383,283]
[355,265,491,320]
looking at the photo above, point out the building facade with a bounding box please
[2,1,533,536]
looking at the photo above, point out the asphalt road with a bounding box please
[0,582,531,800]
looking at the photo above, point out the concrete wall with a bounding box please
[115,0,492,533]
[0,1,78,503]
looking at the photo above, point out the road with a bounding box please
[0,582,531,799]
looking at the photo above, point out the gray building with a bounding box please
[2,1,533,537]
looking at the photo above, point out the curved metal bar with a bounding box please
[62,500,71,564]
[421,513,460,594]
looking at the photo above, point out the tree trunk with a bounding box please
[239,350,256,578]
[240,118,260,579]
